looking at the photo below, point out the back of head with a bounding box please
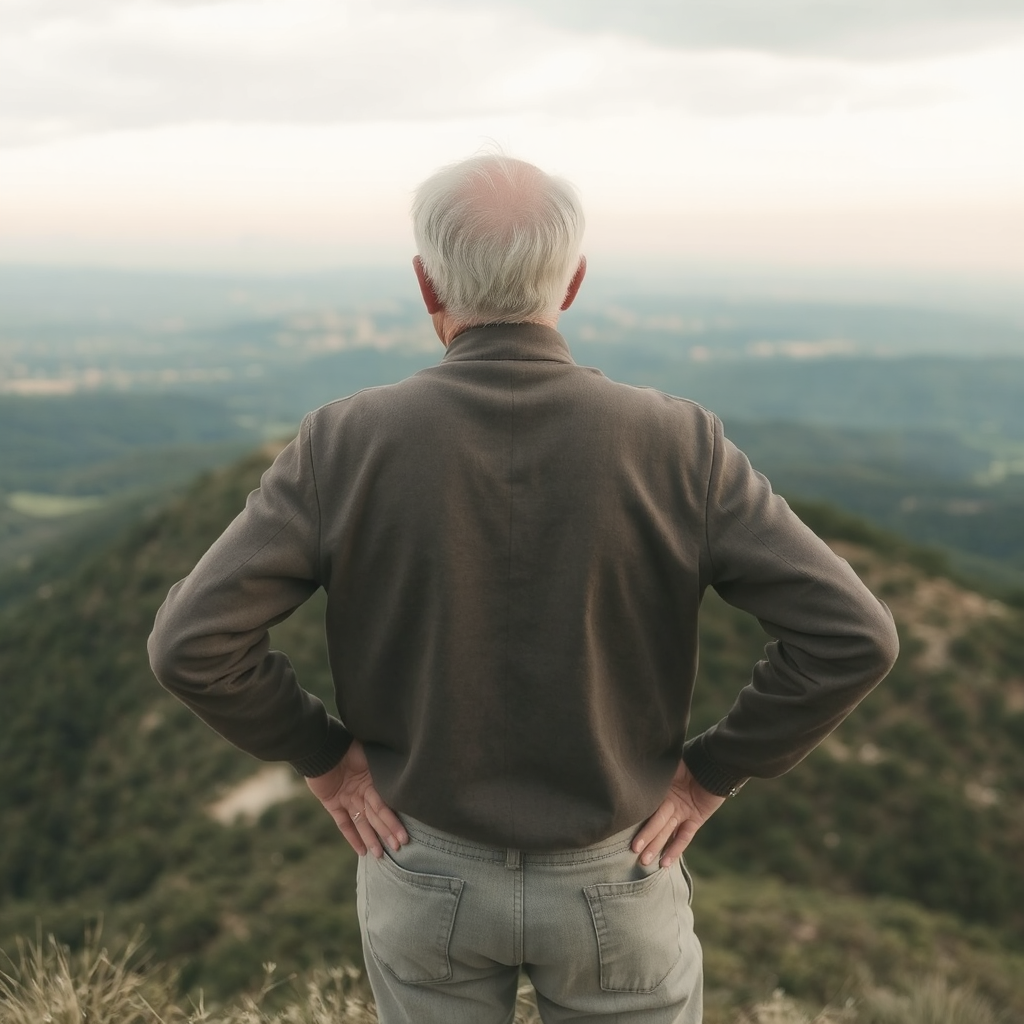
[413,154,585,325]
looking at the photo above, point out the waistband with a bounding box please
[397,814,642,866]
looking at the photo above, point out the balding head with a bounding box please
[412,155,585,329]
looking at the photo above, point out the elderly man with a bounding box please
[149,154,898,1024]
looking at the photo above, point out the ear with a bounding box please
[413,256,444,315]
[560,256,587,311]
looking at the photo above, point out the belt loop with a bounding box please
[505,847,521,870]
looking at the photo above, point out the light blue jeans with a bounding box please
[356,815,703,1024]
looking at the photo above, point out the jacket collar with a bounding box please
[441,322,576,364]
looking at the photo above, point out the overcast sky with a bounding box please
[1,0,1022,283]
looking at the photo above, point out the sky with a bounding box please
[1,0,1023,288]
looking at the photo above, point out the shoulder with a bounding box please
[578,369,722,436]
[310,380,407,419]
[303,379,414,435]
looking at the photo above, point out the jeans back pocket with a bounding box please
[363,850,465,984]
[583,867,683,993]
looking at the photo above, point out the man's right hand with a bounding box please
[305,740,409,859]
[631,760,726,868]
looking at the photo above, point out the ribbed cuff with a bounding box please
[682,735,748,798]
[290,717,354,777]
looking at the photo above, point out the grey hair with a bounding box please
[412,154,585,324]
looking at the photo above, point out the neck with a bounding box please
[435,311,560,348]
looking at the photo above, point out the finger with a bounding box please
[335,816,368,857]
[364,792,409,849]
[352,808,385,859]
[362,802,408,857]
[363,809,403,853]
[639,816,680,866]
[659,820,701,867]
[632,800,677,854]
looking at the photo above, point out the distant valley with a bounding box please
[2,267,1024,603]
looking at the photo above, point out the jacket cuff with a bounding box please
[682,734,748,798]
[290,717,354,777]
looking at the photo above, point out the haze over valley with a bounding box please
[3,265,1023,605]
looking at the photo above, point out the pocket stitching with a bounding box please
[584,869,683,994]
[365,852,465,985]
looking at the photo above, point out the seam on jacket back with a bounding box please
[502,361,517,846]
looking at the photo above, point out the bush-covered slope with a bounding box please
[1,450,1022,1008]
[687,504,1024,936]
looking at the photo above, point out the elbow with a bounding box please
[147,622,181,693]
[864,601,900,683]
[148,581,188,692]
[148,624,212,702]
[148,599,258,701]
[148,596,197,697]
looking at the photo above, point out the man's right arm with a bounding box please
[632,760,726,867]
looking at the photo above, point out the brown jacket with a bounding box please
[149,323,898,849]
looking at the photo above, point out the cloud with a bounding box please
[5,0,1022,147]
[1,0,518,143]
[447,0,1024,60]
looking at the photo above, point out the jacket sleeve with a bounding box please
[682,414,899,797]
[147,414,353,777]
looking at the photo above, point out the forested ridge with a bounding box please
[1,451,1023,1016]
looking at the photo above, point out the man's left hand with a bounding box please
[305,740,409,858]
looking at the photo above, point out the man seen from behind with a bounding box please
[149,153,899,1024]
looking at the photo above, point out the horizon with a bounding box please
[2,1,1022,283]
[2,259,1024,325]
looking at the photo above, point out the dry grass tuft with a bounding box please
[0,934,544,1024]
[735,987,857,1024]
[0,930,1009,1024]
[0,926,169,1024]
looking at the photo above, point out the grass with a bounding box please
[0,930,1012,1024]
[0,926,164,1024]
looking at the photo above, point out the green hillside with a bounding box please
[723,421,1024,592]
[0,392,252,488]
[1,450,1023,1016]
[0,392,257,606]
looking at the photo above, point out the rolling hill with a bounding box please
[1,448,1023,1017]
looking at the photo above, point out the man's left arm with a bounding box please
[684,419,901,795]
[635,415,900,867]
